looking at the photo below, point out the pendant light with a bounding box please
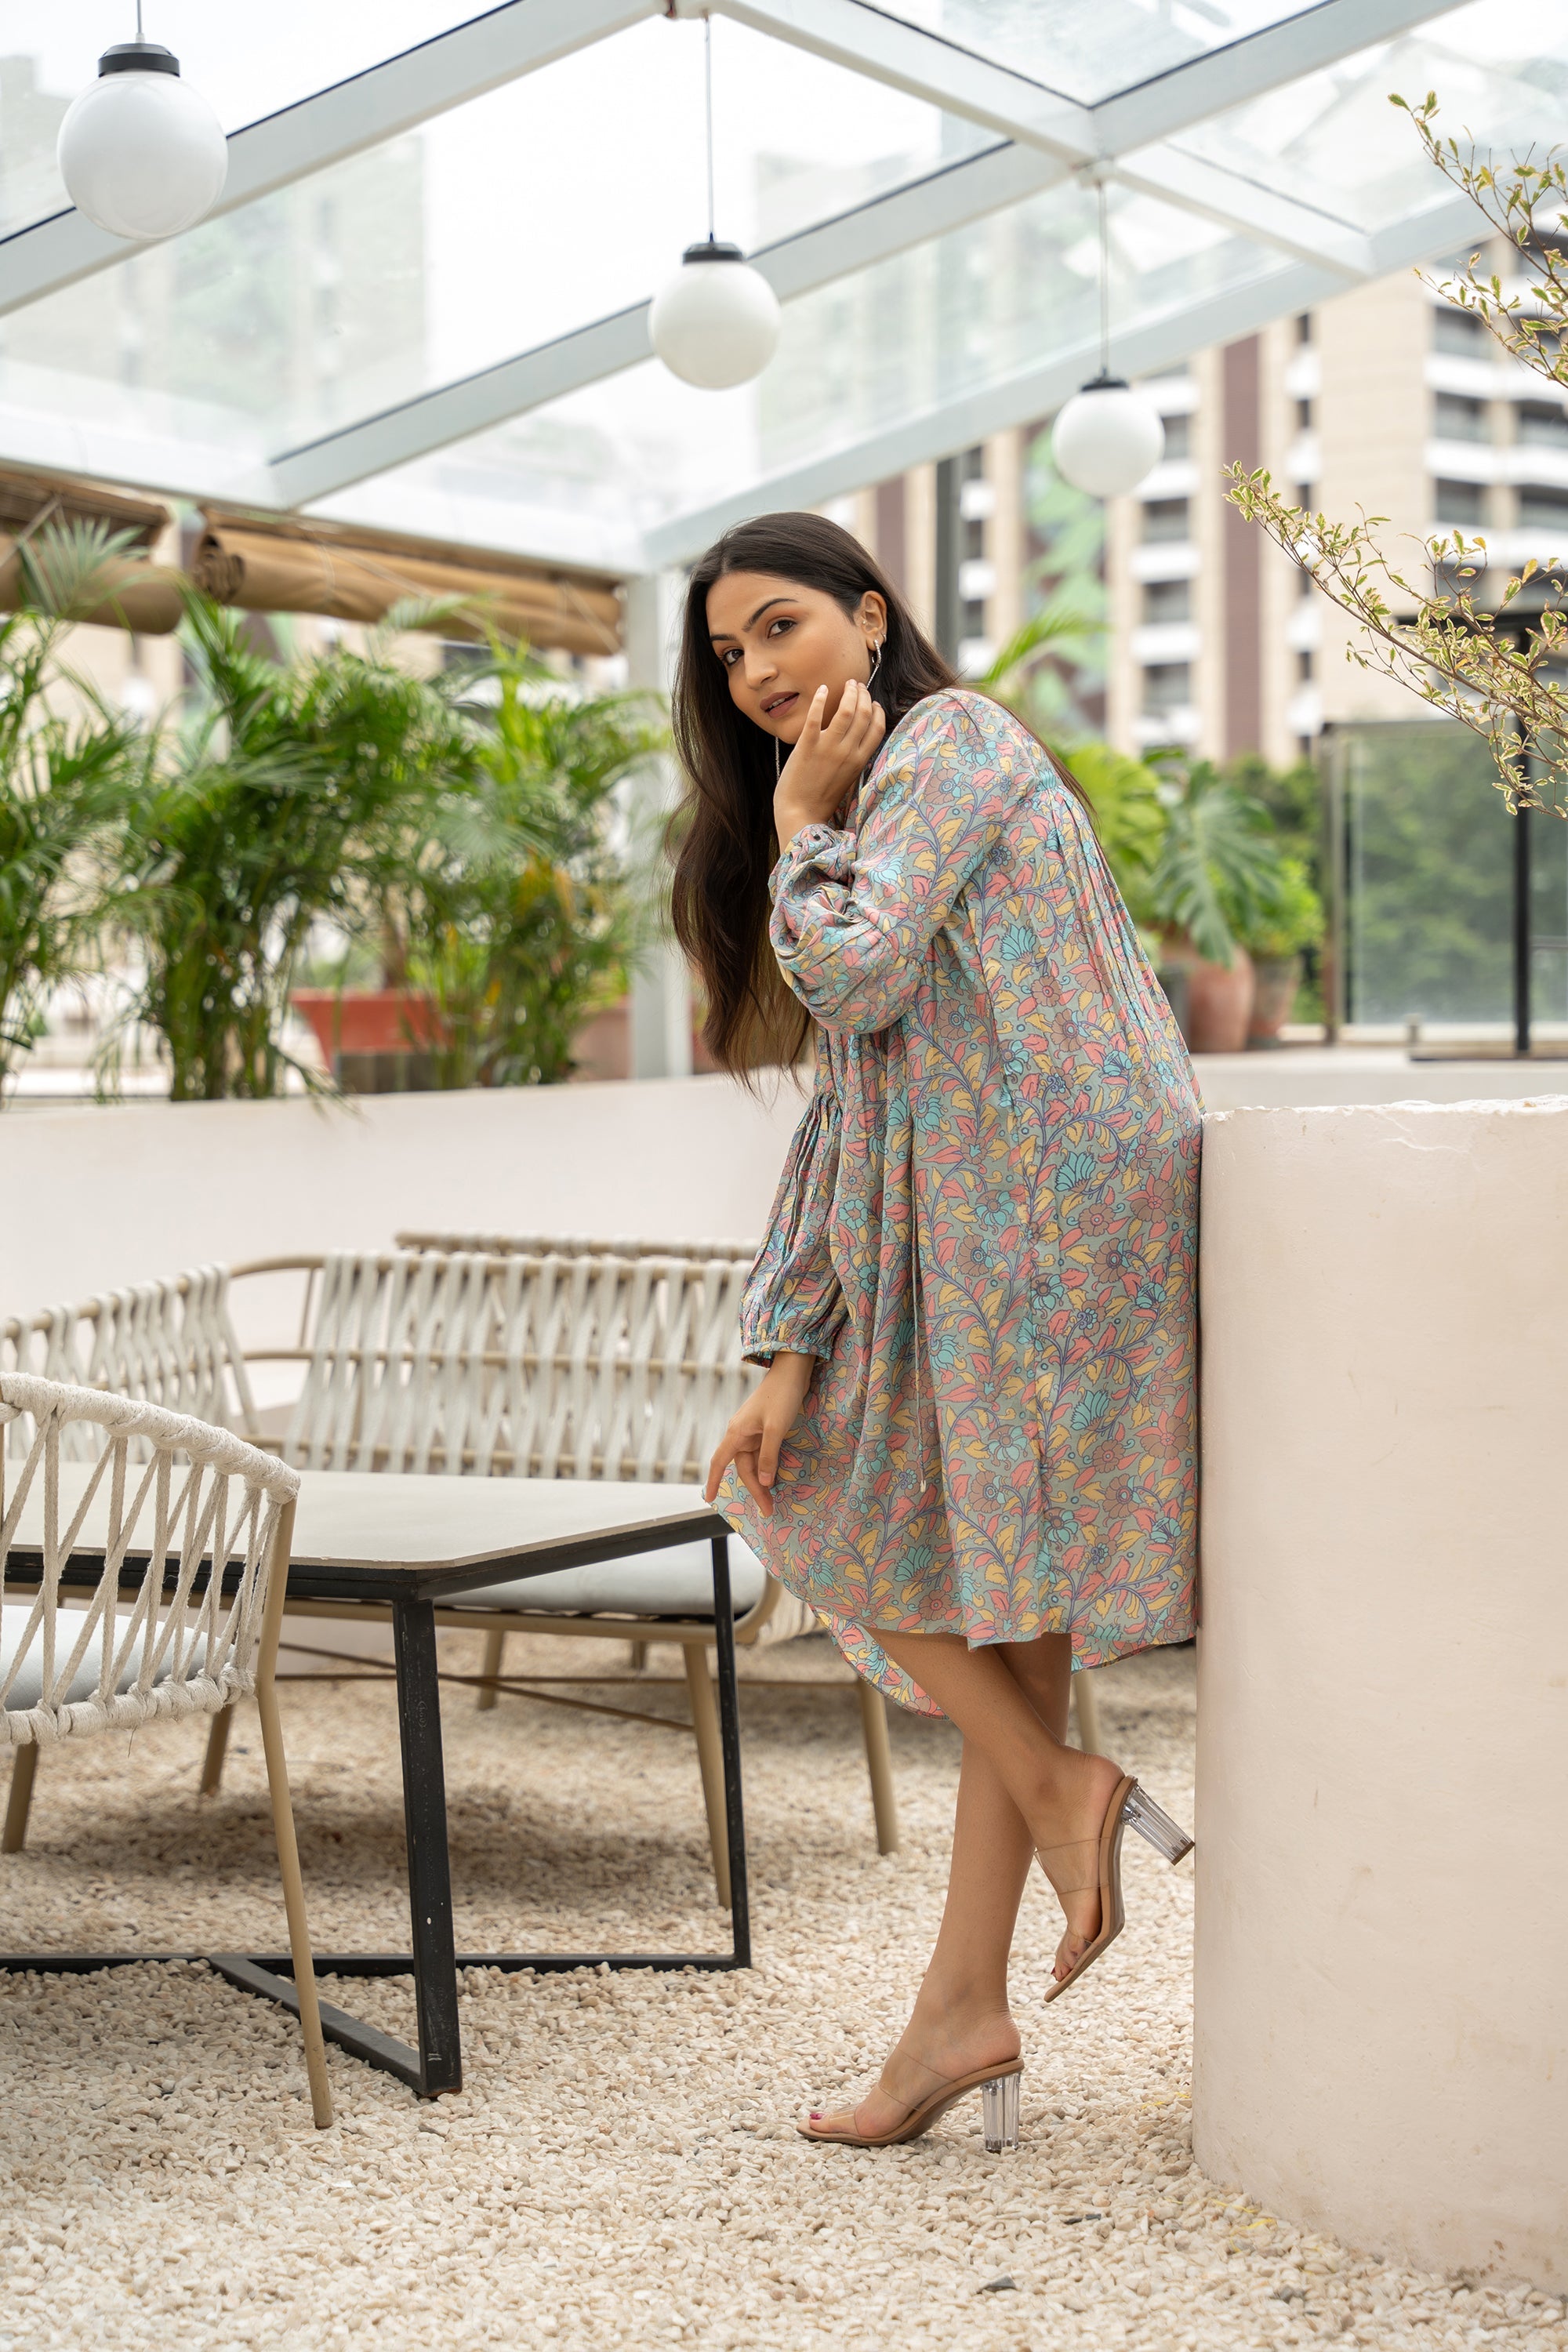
[649,15,780,390]
[1051,174,1164,497]
[57,5,227,242]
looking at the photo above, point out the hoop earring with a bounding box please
[868,639,884,688]
[775,735,782,782]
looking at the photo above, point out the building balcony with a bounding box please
[957,557,997,602]
[1285,603,1321,652]
[1286,684,1323,736]
[1133,706,1200,747]
[1284,349,1321,401]
[1285,431,1320,485]
[1129,541,1200,583]
[1131,622,1201,664]
[1425,436,1500,484]
[1134,458,1199,502]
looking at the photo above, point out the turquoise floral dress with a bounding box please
[713,689,1200,1716]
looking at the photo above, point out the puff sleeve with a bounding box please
[736,1053,847,1367]
[766,691,1038,1035]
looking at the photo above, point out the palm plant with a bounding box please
[0,524,147,1100]
[404,640,665,1087]
[113,595,480,1100]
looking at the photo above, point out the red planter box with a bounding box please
[290,989,448,1062]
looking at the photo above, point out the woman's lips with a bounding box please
[763,692,797,717]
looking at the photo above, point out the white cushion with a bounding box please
[1,1601,204,1715]
[443,1535,766,1621]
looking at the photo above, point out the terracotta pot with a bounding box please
[1178,944,1255,1054]
[1247,953,1303,1048]
[290,988,447,1060]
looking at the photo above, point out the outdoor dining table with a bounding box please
[0,1465,748,2099]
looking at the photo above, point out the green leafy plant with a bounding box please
[1227,95,1568,814]
[1145,760,1292,969]
[1236,854,1325,961]
[1060,741,1167,929]
[404,638,665,1087]
[0,523,147,1100]
[112,595,480,1100]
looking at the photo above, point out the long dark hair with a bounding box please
[669,513,955,1086]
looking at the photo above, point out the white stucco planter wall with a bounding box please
[1195,1098,1568,2289]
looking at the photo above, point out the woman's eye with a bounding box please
[720,647,741,666]
[768,617,794,639]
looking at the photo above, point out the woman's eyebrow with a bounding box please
[709,595,793,643]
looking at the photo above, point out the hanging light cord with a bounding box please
[704,12,716,244]
[136,0,144,38]
[1098,175,1111,379]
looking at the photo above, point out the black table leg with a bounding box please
[710,1536,750,1969]
[394,1596,462,2095]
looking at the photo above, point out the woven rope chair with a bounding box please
[390,1232,1103,1758]
[0,1372,332,2127]
[2,1270,258,1456]
[199,1241,896,1902]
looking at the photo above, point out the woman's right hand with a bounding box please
[704,1351,817,1517]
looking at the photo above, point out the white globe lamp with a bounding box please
[57,41,227,241]
[650,239,781,390]
[1051,372,1165,498]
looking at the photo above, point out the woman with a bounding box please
[672,512,1199,2152]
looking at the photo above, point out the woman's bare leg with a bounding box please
[807,1632,1114,2139]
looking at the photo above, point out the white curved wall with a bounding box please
[1196,1098,1568,2288]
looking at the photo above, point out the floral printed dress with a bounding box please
[713,689,1200,1716]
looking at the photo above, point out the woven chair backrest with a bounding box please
[0,1373,297,1750]
[0,1269,257,1460]
[394,1229,760,1263]
[281,1247,757,1483]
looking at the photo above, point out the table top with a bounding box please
[3,1462,734,1601]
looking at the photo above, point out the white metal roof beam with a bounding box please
[691,0,1446,276]
[271,139,1065,505]
[673,0,1097,160]
[640,183,1483,568]
[1089,0,1462,153]
[1112,149,1375,277]
[0,0,661,318]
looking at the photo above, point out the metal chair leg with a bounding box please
[476,1625,506,1713]
[200,1701,236,1796]
[683,1643,731,1911]
[856,1679,900,1854]
[253,1498,333,2129]
[1073,1667,1102,1755]
[2,1744,38,1853]
[627,1641,648,1673]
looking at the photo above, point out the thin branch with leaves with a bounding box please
[1226,94,1568,816]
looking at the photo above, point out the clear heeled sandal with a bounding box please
[1036,1775,1194,2003]
[799,2056,1024,2152]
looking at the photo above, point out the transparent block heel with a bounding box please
[982,2071,1022,2154]
[1123,1783,1195,1867]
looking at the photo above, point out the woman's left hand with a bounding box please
[774,679,885,846]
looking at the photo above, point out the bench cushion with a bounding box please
[1,1602,205,1715]
[442,1535,767,1621]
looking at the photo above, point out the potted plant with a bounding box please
[1145,760,1291,1053]
[1238,856,1325,1047]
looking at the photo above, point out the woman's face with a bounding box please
[706,570,886,746]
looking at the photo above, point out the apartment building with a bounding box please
[843,245,1565,777]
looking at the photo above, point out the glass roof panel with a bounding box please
[0,14,989,467]
[859,0,1320,106]
[1163,0,1568,234]
[309,183,1294,572]
[0,1,492,242]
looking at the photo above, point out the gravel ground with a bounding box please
[1,1634,1563,2352]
